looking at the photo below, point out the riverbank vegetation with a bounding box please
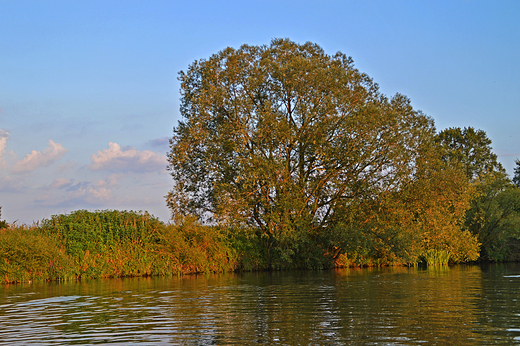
[1,158,519,284]
[3,39,520,283]
[0,210,241,284]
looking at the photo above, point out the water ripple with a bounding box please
[1,266,520,344]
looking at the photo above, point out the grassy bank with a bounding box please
[0,210,242,284]
[1,210,471,284]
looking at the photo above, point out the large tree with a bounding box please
[167,39,436,267]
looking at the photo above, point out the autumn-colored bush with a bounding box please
[0,225,74,283]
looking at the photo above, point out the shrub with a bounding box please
[157,216,239,274]
[0,225,74,283]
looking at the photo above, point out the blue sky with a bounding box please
[1,0,519,224]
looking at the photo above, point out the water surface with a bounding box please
[2,264,520,345]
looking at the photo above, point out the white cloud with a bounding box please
[64,183,113,204]
[47,178,74,189]
[0,129,8,156]
[0,175,24,193]
[13,140,68,173]
[89,142,167,172]
[0,129,9,168]
[56,160,78,172]
[37,179,114,207]
[86,187,112,202]
[94,173,124,188]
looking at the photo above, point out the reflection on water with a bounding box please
[1,264,520,345]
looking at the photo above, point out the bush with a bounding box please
[0,210,242,281]
[40,210,163,256]
[0,206,8,229]
[0,225,74,283]
[157,216,239,274]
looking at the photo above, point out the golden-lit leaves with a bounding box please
[167,38,473,267]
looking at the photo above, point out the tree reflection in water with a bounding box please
[1,264,520,345]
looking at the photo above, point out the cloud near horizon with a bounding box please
[12,140,68,173]
[89,142,167,173]
[0,129,8,155]
[0,129,9,169]
[35,172,168,211]
[38,175,120,208]
[47,178,74,190]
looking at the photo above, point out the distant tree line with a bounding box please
[0,207,8,229]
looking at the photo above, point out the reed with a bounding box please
[1,210,241,283]
[157,217,239,274]
[0,209,467,284]
[423,249,451,266]
[0,224,75,283]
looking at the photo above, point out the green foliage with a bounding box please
[403,158,480,263]
[329,142,480,266]
[513,159,520,188]
[40,209,163,258]
[466,184,520,261]
[0,206,8,229]
[0,210,244,283]
[422,249,451,266]
[228,228,269,271]
[435,127,520,262]
[333,221,414,267]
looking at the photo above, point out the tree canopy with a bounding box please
[167,39,479,267]
[513,159,520,188]
[435,127,506,182]
[435,127,520,261]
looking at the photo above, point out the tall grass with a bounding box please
[0,209,467,284]
[423,249,451,266]
[40,209,162,256]
[157,216,239,274]
[1,210,240,284]
[0,225,75,283]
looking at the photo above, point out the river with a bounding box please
[1,263,520,345]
